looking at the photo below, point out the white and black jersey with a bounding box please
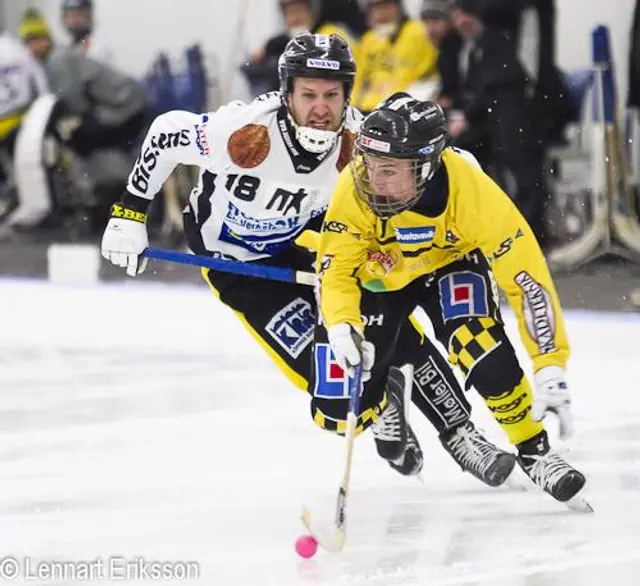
[0,32,49,120]
[126,91,361,261]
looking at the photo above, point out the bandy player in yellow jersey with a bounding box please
[100,34,521,487]
[315,92,587,506]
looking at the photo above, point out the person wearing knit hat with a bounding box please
[19,9,53,62]
[16,5,146,161]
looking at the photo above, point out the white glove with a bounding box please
[101,213,149,277]
[532,365,572,439]
[327,323,375,382]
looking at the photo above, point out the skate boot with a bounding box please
[440,421,517,487]
[517,431,586,502]
[372,365,424,476]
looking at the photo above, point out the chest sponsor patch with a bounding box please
[394,226,436,244]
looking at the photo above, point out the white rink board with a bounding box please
[0,279,638,585]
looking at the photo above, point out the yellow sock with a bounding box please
[483,376,544,445]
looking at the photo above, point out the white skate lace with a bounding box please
[446,424,500,476]
[372,401,403,442]
[522,450,573,490]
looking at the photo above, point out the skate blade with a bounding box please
[565,495,594,513]
[301,506,345,553]
[504,473,528,491]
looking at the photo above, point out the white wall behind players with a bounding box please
[1,0,637,104]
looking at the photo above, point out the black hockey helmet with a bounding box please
[351,92,448,218]
[62,0,92,10]
[278,32,356,103]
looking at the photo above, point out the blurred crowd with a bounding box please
[245,0,572,247]
[0,0,616,249]
[0,0,151,242]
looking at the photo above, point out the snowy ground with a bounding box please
[0,279,638,585]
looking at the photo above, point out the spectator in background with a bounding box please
[447,0,549,245]
[62,0,115,65]
[630,0,640,109]
[16,9,149,233]
[0,27,49,156]
[19,9,147,157]
[352,0,438,113]
[242,0,359,97]
[420,0,462,108]
[0,25,50,227]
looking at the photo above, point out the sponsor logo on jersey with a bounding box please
[266,187,308,215]
[306,58,340,70]
[360,135,391,153]
[361,314,384,327]
[322,220,348,234]
[394,226,436,244]
[514,271,557,354]
[366,250,397,277]
[413,357,469,427]
[130,130,190,194]
[266,298,315,358]
[492,228,524,260]
[221,204,325,255]
[194,114,211,156]
[438,271,489,321]
[313,343,351,399]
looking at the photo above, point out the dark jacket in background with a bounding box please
[437,29,463,101]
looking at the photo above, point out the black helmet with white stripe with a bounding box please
[278,32,356,153]
[351,92,448,217]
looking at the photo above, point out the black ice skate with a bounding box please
[517,431,588,507]
[440,421,517,487]
[372,365,424,476]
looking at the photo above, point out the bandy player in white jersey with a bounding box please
[101,33,517,485]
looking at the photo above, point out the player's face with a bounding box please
[423,17,450,47]
[288,78,346,132]
[368,2,400,28]
[365,156,416,201]
[451,9,481,40]
[26,37,51,61]
[63,7,91,32]
[283,3,314,32]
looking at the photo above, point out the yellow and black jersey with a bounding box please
[351,20,438,113]
[317,147,569,373]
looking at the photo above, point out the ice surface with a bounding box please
[0,279,638,585]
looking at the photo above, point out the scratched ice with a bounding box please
[0,279,637,585]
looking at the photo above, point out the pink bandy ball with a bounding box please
[295,534,318,558]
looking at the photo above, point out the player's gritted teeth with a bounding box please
[308,119,332,130]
